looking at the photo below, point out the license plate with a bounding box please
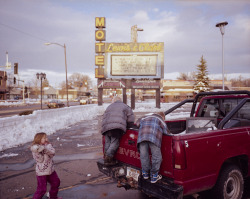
[126,167,140,181]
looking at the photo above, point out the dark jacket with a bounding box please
[101,100,135,135]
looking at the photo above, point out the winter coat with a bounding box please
[137,114,169,148]
[30,143,55,176]
[101,100,135,135]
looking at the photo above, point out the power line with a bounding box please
[0,22,48,42]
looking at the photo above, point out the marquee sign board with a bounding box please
[105,42,163,53]
[111,54,157,76]
[104,42,164,79]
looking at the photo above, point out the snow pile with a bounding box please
[0,102,189,151]
[0,99,40,107]
[0,153,18,158]
[0,104,107,151]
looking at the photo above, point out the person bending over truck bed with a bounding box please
[136,112,169,183]
[101,96,135,166]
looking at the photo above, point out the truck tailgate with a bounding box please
[114,129,141,168]
[114,129,175,179]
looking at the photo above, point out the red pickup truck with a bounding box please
[97,91,250,199]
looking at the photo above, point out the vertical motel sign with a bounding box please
[95,17,106,78]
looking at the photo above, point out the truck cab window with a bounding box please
[199,99,220,118]
[220,99,238,118]
[238,101,250,120]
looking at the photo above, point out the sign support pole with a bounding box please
[98,88,103,106]
[131,88,135,110]
[122,88,127,104]
[156,88,160,109]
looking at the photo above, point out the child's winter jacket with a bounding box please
[30,143,55,176]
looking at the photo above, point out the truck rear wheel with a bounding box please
[212,165,244,199]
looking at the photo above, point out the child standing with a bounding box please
[136,112,169,183]
[31,132,62,199]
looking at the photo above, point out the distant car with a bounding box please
[47,100,65,108]
[73,97,80,102]
[14,96,19,100]
[80,96,90,105]
[89,97,98,104]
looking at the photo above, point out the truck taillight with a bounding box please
[173,141,187,170]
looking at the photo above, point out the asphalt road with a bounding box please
[0,101,80,118]
[0,113,153,199]
[0,111,249,199]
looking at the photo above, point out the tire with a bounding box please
[212,165,244,199]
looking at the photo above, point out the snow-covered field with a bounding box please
[0,102,190,152]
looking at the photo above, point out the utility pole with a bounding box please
[36,73,46,110]
[14,78,25,104]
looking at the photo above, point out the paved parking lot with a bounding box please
[0,112,249,199]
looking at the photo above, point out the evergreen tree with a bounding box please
[193,55,210,93]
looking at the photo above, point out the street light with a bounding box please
[216,21,228,91]
[36,73,46,110]
[44,42,69,107]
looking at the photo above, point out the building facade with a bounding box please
[0,71,8,100]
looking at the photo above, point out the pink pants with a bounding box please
[33,171,60,199]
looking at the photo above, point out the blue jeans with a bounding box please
[139,141,162,175]
[104,134,120,157]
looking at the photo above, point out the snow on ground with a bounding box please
[0,153,19,158]
[0,102,189,153]
[0,99,40,107]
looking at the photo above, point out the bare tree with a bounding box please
[42,78,50,88]
[29,78,40,97]
[68,73,92,90]
[231,76,250,87]
[177,72,196,80]
[177,72,189,80]
[60,81,66,90]
[189,72,196,80]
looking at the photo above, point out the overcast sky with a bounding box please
[0,0,249,87]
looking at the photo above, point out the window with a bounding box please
[198,99,220,118]
[238,101,250,120]
[220,99,238,117]
[224,101,250,129]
